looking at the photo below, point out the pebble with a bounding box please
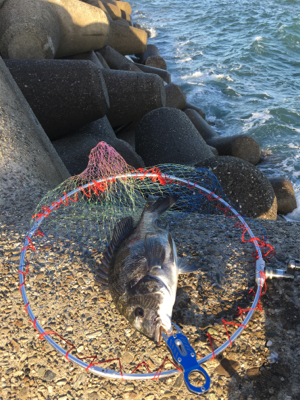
[18,387,29,399]
[266,340,273,347]
[215,358,240,377]
[43,370,56,381]
[121,351,134,364]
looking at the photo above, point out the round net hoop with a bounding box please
[18,171,265,380]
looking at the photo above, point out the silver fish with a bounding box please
[95,196,200,344]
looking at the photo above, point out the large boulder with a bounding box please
[108,20,147,55]
[269,177,297,215]
[98,45,142,71]
[4,59,110,140]
[165,83,186,110]
[52,116,144,174]
[135,107,215,166]
[0,57,69,220]
[195,156,278,220]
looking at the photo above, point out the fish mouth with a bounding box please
[154,317,173,346]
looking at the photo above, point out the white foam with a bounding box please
[147,27,157,38]
[182,70,203,79]
[242,111,272,131]
[285,190,300,221]
[254,36,263,42]
[177,57,192,63]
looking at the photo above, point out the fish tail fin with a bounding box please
[145,195,178,217]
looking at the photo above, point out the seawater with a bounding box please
[131,0,300,220]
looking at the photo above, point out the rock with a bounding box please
[185,109,261,165]
[98,45,142,71]
[115,122,137,149]
[215,358,240,377]
[165,83,187,110]
[133,63,171,83]
[246,367,260,379]
[269,177,297,214]
[121,351,134,364]
[52,117,144,174]
[5,59,109,140]
[183,102,206,120]
[102,69,166,127]
[88,392,99,400]
[18,387,29,400]
[208,145,219,156]
[195,156,278,220]
[135,107,214,166]
[102,1,122,20]
[43,370,56,382]
[0,57,69,220]
[108,20,147,55]
[38,366,46,379]
[0,0,110,59]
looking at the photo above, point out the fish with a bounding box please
[95,196,201,344]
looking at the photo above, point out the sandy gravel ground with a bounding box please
[0,200,300,400]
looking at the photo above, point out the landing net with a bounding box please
[18,142,274,380]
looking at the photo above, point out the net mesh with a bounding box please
[20,142,274,376]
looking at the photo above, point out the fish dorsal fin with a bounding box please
[168,232,177,264]
[144,195,178,217]
[177,258,202,274]
[95,217,133,288]
[144,235,165,269]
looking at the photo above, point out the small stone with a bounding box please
[145,395,155,400]
[174,373,184,389]
[58,396,68,400]
[43,370,56,381]
[74,372,87,389]
[38,366,46,378]
[18,387,29,399]
[207,327,219,335]
[215,358,240,377]
[88,392,99,400]
[266,340,273,347]
[56,378,67,385]
[246,367,260,379]
[123,392,138,399]
[121,351,134,364]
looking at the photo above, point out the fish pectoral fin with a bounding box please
[168,232,177,264]
[177,257,202,274]
[144,236,165,269]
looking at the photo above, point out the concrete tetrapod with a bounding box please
[0,0,61,59]
[98,46,142,71]
[52,116,144,174]
[195,156,278,220]
[5,59,110,140]
[0,57,69,220]
[0,0,110,59]
[135,107,215,166]
[108,20,147,55]
[133,63,171,83]
[184,109,261,165]
[102,69,166,127]
[165,83,187,109]
[269,177,297,215]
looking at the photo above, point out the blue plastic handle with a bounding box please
[162,323,211,395]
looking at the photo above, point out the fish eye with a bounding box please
[135,307,144,318]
